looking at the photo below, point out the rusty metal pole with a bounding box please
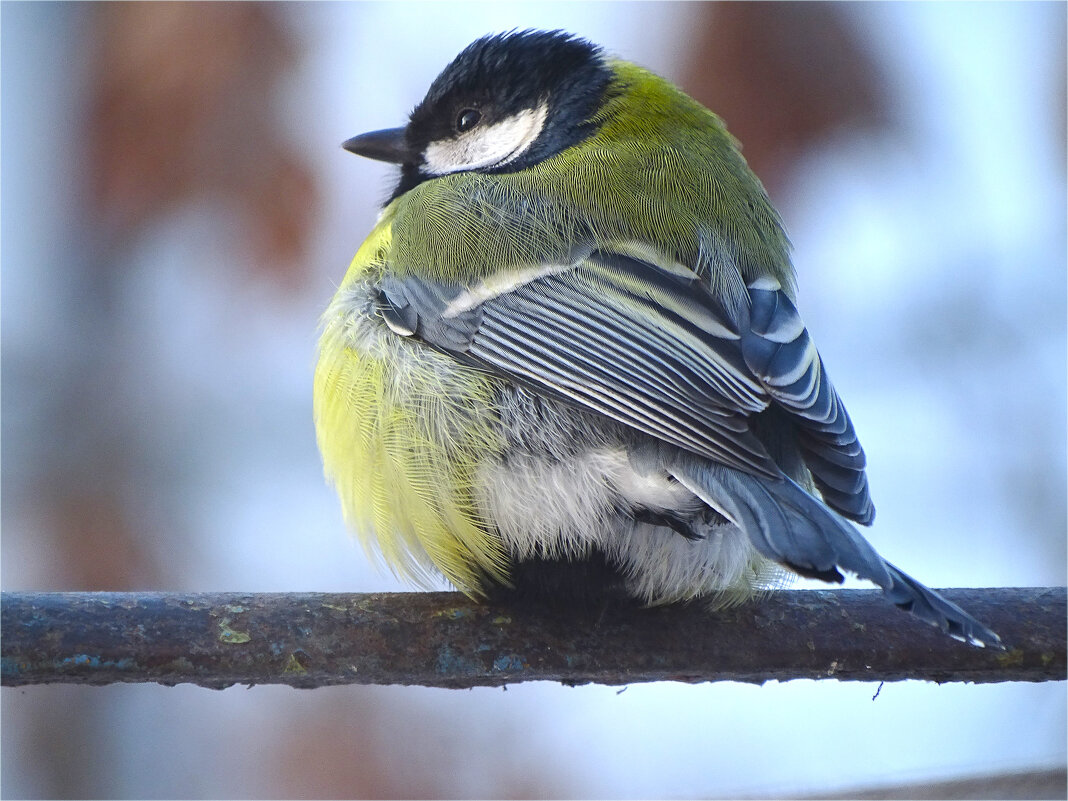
[2,588,1064,689]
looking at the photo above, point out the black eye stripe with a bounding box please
[456,108,481,132]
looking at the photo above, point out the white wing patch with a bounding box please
[441,260,574,318]
[422,102,549,175]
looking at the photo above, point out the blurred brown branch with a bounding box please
[681,3,893,196]
[87,2,317,279]
[2,589,1064,689]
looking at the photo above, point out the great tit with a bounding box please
[314,30,1001,647]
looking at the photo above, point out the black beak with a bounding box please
[342,126,411,164]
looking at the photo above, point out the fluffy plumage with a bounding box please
[315,30,1002,647]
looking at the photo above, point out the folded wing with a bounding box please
[378,247,873,522]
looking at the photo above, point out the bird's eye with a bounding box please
[456,108,481,132]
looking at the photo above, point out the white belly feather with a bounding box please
[477,447,765,604]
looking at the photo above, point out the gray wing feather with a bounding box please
[379,257,783,478]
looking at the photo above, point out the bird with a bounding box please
[314,29,1002,648]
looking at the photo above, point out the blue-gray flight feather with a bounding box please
[742,280,874,524]
[671,457,1002,648]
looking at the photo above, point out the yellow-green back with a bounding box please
[386,61,793,302]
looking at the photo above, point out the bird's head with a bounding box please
[343,30,613,200]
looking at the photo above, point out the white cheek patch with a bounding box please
[422,102,548,175]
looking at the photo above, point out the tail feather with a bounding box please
[881,562,1001,648]
[674,461,1003,649]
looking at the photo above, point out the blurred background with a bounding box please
[2,2,1065,798]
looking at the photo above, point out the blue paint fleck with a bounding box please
[59,654,136,671]
[436,645,480,676]
[3,655,134,678]
[493,654,526,672]
[63,654,98,668]
[1,659,24,677]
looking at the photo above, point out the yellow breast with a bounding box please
[312,220,509,594]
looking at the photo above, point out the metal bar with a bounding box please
[2,588,1064,689]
